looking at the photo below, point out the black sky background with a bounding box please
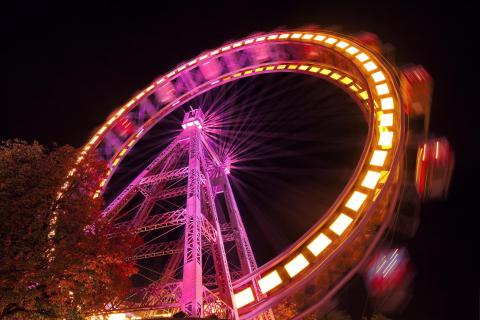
[0,1,477,319]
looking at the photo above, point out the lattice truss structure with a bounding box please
[104,110,270,319]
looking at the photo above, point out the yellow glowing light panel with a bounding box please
[258,270,282,294]
[372,71,386,83]
[380,113,394,127]
[364,61,378,71]
[376,83,390,95]
[346,46,359,55]
[234,287,255,308]
[370,150,388,167]
[361,171,381,189]
[325,37,338,44]
[329,213,353,235]
[381,97,394,110]
[345,191,367,211]
[378,131,394,148]
[284,254,310,278]
[356,53,369,62]
[307,233,332,256]
[320,68,331,75]
[359,91,369,100]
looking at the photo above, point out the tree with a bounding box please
[273,300,299,320]
[0,140,139,319]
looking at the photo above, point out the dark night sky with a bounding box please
[0,1,477,319]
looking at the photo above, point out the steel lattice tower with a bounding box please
[104,109,271,319]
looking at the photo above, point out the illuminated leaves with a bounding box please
[0,140,139,319]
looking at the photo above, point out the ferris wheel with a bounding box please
[79,28,447,319]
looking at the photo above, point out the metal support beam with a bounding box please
[222,172,276,320]
[155,186,187,200]
[137,209,186,233]
[132,147,185,228]
[200,155,239,320]
[102,137,184,220]
[220,223,236,242]
[139,167,189,186]
[203,271,242,287]
[112,209,187,234]
[181,127,204,317]
[130,240,183,260]
[222,172,258,274]
[201,215,218,243]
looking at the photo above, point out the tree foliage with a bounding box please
[0,140,139,319]
[273,300,299,320]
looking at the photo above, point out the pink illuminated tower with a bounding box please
[105,109,271,319]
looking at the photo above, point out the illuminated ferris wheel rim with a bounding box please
[80,29,405,316]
